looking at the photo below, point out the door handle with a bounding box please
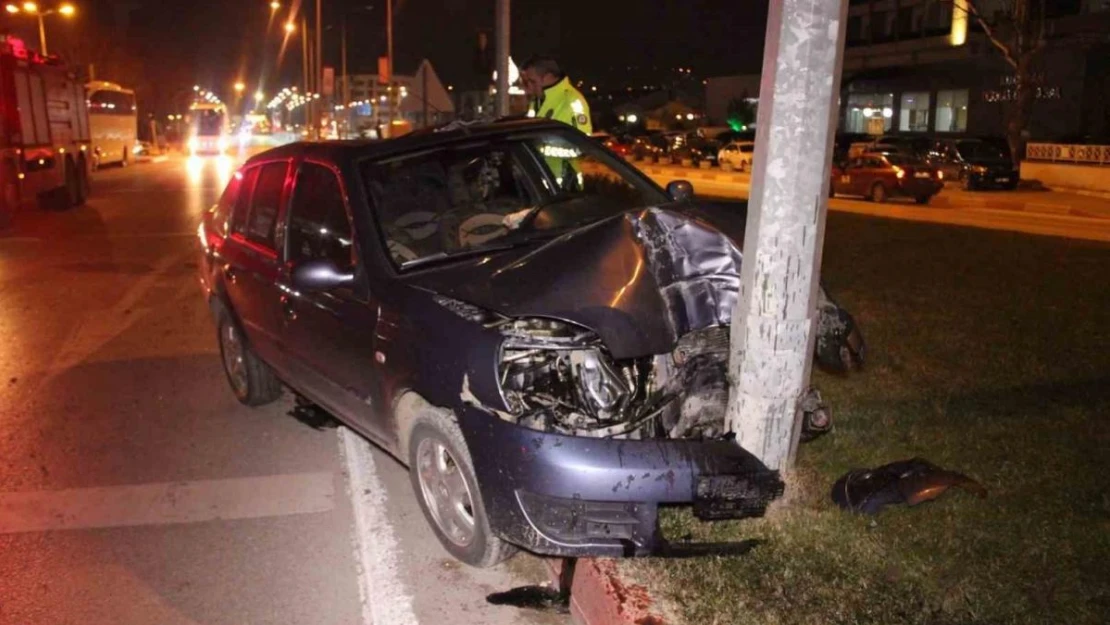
[280,294,297,320]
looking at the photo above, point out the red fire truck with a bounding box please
[0,34,91,219]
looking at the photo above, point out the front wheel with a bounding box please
[870,183,888,203]
[409,410,515,568]
[217,311,282,406]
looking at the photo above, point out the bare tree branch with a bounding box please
[963,0,1021,69]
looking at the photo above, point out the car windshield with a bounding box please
[362,129,669,269]
[957,141,1008,161]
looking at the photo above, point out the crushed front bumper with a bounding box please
[456,406,785,557]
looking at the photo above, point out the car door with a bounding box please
[835,158,861,195]
[277,160,387,439]
[221,162,289,366]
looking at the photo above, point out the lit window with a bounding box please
[899,92,930,132]
[936,89,968,132]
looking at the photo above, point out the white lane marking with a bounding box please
[338,427,419,625]
[0,472,335,534]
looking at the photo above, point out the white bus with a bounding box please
[85,81,137,169]
[188,102,229,156]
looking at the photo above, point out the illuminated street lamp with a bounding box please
[234,81,246,94]
[5,2,76,55]
[283,21,295,34]
[269,1,279,9]
[254,91,264,102]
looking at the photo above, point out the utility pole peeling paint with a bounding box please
[726,0,849,471]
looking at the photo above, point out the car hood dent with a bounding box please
[404,204,747,359]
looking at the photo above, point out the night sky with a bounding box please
[38,0,768,109]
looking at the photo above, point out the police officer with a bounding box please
[520,56,592,134]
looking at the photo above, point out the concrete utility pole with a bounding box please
[725,0,849,471]
[494,0,510,117]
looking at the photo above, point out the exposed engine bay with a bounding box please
[497,317,735,440]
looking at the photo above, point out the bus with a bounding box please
[0,35,90,221]
[85,81,137,169]
[188,102,229,156]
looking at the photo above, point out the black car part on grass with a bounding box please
[831,458,987,515]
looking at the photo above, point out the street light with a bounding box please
[269,1,279,9]
[254,91,264,102]
[5,2,76,55]
[283,21,295,33]
[234,81,246,94]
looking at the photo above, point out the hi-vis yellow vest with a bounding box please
[529,76,592,134]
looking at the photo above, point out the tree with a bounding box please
[963,0,1050,160]
[726,94,757,131]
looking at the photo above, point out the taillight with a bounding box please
[893,166,905,179]
[937,170,944,180]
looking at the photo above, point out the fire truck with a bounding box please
[0,34,91,218]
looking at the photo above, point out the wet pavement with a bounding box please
[0,154,563,625]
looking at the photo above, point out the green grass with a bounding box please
[627,214,1110,625]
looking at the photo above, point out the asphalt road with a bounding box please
[0,155,564,625]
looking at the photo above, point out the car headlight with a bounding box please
[216,136,228,152]
[187,136,198,151]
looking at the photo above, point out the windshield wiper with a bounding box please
[399,242,521,271]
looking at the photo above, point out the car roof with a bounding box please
[243,118,573,167]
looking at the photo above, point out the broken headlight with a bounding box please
[497,318,660,438]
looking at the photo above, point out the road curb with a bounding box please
[543,558,666,625]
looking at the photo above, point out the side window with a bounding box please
[230,167,259,236]
[245,162,288,249]
[287,163,355,270]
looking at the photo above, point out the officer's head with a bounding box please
[520,56,562,98]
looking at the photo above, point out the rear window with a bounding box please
[244,163,288,249]
[211,173,242,236]
[230,167,260,236]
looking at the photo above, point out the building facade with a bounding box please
[706,0,1110,141]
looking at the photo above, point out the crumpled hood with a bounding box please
[403,204,748,359]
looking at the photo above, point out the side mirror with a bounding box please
[667,180,694,202]
[291,259,355,292]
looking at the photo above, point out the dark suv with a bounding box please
[196,120,864,567]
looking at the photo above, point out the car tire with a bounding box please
[914,194,931,205]
[408,410,516,568]
[216,311,282,406]
[870,183,887,203]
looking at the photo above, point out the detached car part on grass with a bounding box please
[197,121,865,568]
[831,458,987,515]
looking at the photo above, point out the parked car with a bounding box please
[590,132,633,157]
[667,133,721,167]
[931,138,1019,190]
[629,133,668,162]
[196,119,865,567]
[718,141,755,172]
[830,152,944,204]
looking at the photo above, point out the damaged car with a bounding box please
[196,119,864,567]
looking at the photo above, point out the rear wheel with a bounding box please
[216,311,282,406]
[870,183,887,203]
[409,408,515,568]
